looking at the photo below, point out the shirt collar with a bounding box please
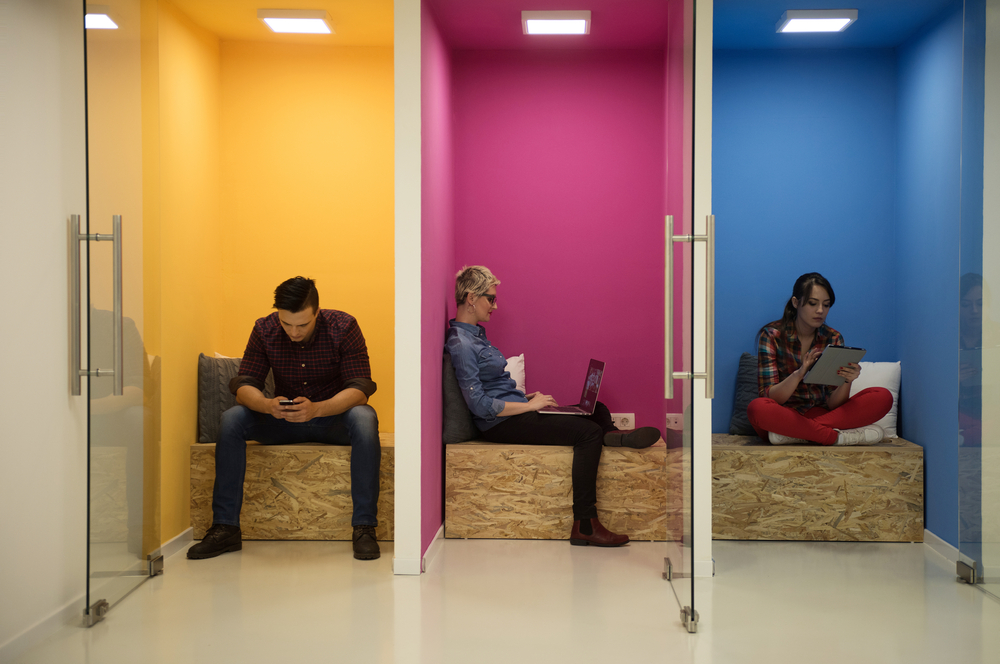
[449,319,487,337]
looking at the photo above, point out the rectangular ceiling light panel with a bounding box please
[777,9,858,33]
[522,10,591,35]
[85,4,118,29]
[258,9,333,34]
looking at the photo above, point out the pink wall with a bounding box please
[420,3,453,553]
[451,49,667,428]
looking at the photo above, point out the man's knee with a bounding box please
[220,405,254,437]
[344,405,379,441]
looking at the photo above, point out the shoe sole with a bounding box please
[569,538,629,547]
[186,541,242,559]
[354,551,381,560]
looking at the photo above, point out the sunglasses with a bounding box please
[482,294,497,305]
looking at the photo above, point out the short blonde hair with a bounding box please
[455,265,500,307]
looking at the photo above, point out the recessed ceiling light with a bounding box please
[258,9,334,34]
[85,4,118,29]
[522,10,591,35]
[776,9,858,33]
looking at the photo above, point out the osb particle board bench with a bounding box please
[190,433,394,541]
[444,440,684,541]
[712,434,923,542]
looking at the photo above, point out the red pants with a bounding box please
[747,387,893,445]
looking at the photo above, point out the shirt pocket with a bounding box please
[476,346,506,381]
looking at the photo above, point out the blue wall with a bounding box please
[896,4,963,545]
[712,2,965,545]
[712,49,899,433]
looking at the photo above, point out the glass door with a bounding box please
[958,0,1000,601]
[81,0,160,624]
[662,0,702,633]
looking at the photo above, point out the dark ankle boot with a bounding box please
[604,426,661,448]
[570,518,629,547]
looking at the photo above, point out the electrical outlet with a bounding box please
[611,413,635,430]
[665,414,684,430]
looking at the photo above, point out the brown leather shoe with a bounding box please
[187,524,242,559]
[569,518,629,547]
[353,525,381,560]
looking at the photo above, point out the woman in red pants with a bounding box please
[747,272,893,446]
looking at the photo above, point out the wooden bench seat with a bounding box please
[712,434,924,542]
[190,433,394,541]
[445,440,683,541]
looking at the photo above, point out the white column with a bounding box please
[393,0,423,575]
[693,0,715,579]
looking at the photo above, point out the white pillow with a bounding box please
[849,361,900,437]
[505,354,526,393]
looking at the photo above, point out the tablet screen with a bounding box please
[803,345,867,386]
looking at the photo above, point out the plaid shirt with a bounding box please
[231,310,377,401]
[758,323,844,413]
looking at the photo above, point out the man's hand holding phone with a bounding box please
[274,397,320,422]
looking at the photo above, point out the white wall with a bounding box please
[393,0,423,575]
[981,0,1000,569]
[694,0,714,579]
[0,0,90,657]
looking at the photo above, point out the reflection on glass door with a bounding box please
[81,0,160,624]
[662,0,700,633]
[958,0,999,602]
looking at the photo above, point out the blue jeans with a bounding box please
[212,404,381,527]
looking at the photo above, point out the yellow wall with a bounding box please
[216,41,395,429]
[155,5,395,542]
[158,0,222,540]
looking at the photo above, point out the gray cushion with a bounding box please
[442,353,479,444]
[729,352,758,436]
[197,354,274,443]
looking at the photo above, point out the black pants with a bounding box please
[480,402,616,520]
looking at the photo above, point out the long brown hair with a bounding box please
[757,272,836,343]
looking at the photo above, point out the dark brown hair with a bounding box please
[274,276,319,313]
[758,272,835,342]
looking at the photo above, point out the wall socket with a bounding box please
[665,414,684,430]
[610,413,635,430]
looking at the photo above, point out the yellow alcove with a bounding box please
[153,0,394,540]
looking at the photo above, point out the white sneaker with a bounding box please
[768,431,808,445]
[835,424,885,446]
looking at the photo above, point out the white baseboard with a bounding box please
[924,529,960,565]
[0,593,85,662]
[160,527,193,561]
[394,557,422,575]
[421,525,445,572]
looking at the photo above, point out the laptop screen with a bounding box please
[577,360,605,412]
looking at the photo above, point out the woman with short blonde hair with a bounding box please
[446,265,661,547]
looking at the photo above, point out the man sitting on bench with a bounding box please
[187,276,381,561]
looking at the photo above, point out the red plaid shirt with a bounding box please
[231,310,376,401]
[758,323,844,413]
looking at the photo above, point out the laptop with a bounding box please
[539,359,605,415]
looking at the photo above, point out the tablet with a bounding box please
[803,345,867,386]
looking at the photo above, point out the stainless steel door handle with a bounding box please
[665,214,715,400]
[69,214,123,396]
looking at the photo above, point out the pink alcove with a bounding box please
[420,0,692,555]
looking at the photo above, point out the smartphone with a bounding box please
[279,399,297,406]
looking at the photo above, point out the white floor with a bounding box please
[11,539,1000,664]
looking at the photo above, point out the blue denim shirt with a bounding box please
[445,320,527,431]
